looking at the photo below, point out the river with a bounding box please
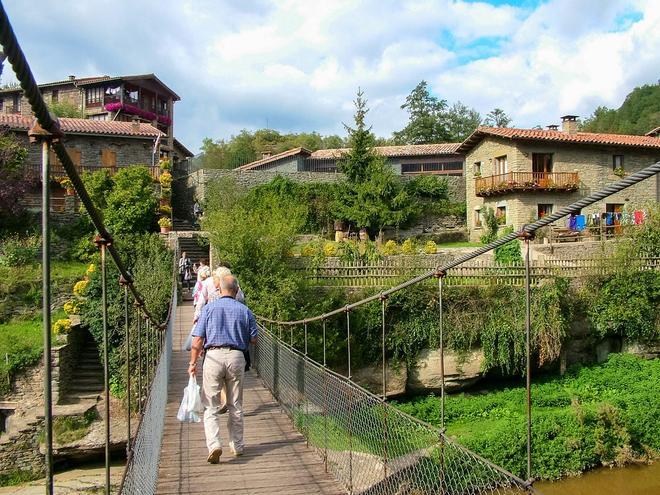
[535,461,660,495]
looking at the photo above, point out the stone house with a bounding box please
[0,73,192,164]
[235,143,465,176]
[0,113,165,214]
[458,117,660,242]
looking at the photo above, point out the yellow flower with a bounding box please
[73,279,89,297]
[63,300,79,315]
[52,318,72,335]
[323,242,338,257]
[86,263,96,275]
[401,239,416,254]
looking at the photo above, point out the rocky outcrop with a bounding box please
[352,360,408,397]
[407,348,485,393]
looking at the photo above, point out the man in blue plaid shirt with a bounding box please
[189,274,258,463]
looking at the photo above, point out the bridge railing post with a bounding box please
[380,295,388,484]
[322,318,328,473]
[346,308,353,495]
[436,270,447,494]
[521,231,534,483]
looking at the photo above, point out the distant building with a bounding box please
[0,73,192,164]
[458,116,660,242]
[236,143,464,176]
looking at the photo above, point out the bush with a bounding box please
[401,238,416,254]
[73,279,88,297]
[423,240,437,254]
[0,234,40,267]
[323,242,338,257]
[382,240,399,256]
[63,300,79,315]
[159,204,172,216]
[494,226,522,265]
[52,318,72,335]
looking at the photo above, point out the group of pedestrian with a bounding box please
[180,251,258,465]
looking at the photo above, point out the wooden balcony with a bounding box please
[475,171,579,197]
[24,163,162,181]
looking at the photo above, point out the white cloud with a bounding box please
[1,0,657,150]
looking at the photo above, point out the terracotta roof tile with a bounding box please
[311,142,461,159]
[236,147,311,170]
[458,126,660,153]
[0,114,163,138]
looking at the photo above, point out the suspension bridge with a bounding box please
[1,3,659,494]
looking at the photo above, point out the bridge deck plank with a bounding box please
[156,302,346,495]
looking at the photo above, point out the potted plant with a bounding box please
[159,171,173,189]
[613,166,625,178]
[158,216,172,233]
[159,204,172,216]
[159,157,171,171]
[59,177,75,195]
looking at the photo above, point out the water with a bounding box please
[535,462,660,495]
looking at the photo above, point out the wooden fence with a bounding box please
[296,257,660,288]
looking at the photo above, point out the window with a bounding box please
[532,153,553,173]
[474,209,482,228]
[537,204,553,219]
[88,114,108,121]
[494,155,507,175]
[496,206,507,225]
[612,155,624,171]
[11,94,20,113]
[51,90,59,103]
[606,203,624,213]
[85,87,104,105]
[474,161,481,175]
[101,149,117,169]
[0,98,3,111]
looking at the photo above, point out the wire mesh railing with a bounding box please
[119,286,176,495]
[253,325,534,495]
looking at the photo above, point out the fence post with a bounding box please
[346,307,353,494]
[38,137,54,495]
[436,270,447,494]
[380,295,389,483]
[521,231,534,483]
[136,307,142,414]
[304,321,308,445]
[322,317,328,473]
[95,235,112,495]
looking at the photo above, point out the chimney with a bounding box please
[560,115,579,134]
[131,116,140,132]
[546,124,559,131]
[68,75,75,81]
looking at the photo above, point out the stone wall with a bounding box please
[0,416,45,479]
[465,136,660,242]
[52,324,88,402]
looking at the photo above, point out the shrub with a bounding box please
[401,238,416,254]
[159,205,172,216]
[382,240,399,256]
[72,279,88,297]
[0,234,40,267]
[159,158,171,170]
[159,171,172,188]
[423,240,437,254]
[494,226,522,265]
[52,318,72,335]
[85,263,96,276]
[323,242,338,257]
[63,300,79,315]
[301,242,320,257]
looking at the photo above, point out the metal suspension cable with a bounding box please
[0,3,162,328]
[259,159,660,325]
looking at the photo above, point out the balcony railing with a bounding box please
[25,163,161,181]
[475,171,579,197]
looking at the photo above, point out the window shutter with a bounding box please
[101,149,117,168]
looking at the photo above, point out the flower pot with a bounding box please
[160,227,170,234]
[65,187,75,196]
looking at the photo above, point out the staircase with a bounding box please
[178,236,209,265]
[65,332,104,402]
[172,217,197,231]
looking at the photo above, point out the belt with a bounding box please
[206,345,244,352]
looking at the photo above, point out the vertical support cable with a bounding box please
[524,235,533,481]
[136,309,142,414]
[381,296,388,482]
[122,283,131,455]
[40,139,54,495]
[437,272,446,494]
[322,318,328,473]
[304,321,308,445]
[346,308,353,494]
[96,237,111,495]
[290,325,293,348]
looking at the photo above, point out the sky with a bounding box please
[2,0,659,153]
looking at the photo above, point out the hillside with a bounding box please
[582,82,660,135]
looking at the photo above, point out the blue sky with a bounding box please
[2,0,658,152]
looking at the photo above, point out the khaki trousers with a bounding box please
[201,348,245,453]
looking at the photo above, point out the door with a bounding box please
[532,153,552,186]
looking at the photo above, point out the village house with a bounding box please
[0,73,192,164]
[1,113,168,213]
[458,116,660,242]
[235,143,464,176]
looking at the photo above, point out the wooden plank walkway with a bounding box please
[156,301,346,495]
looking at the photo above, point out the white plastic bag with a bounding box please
[177,375,204,422]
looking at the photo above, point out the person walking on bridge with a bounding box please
[188,274,258,464]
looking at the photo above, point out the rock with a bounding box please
[622,338,660,360]
[352,360,407,397]
[407,348,484,393]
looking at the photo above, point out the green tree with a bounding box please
[0,129,29,226]
[582,82,660,135]
[49,100,82,118]
[336,89,414,236]
[484,108,512,127]
[393,80,450,144]
[446,101,482,141]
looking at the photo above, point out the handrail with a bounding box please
[258,160,660,325]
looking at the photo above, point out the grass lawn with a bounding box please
[436,241,482,248]
[395,354,660,480]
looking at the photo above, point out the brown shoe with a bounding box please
[207,448,222,464]
[219,404,228,414]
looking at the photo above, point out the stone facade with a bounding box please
[465,136,660,242]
